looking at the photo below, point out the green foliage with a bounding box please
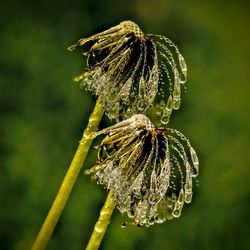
[0,0,249,249]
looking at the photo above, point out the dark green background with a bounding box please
[1,0,249,249]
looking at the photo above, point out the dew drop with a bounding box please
[161,96,173,124]
[172,83,181,110]
[184,191,192,203]
[172,189,184,218]
[95,222,104,233]
[100,209,109,216]
[172,206,182,218]
[172,202,184,218]
[190,147,199,177]
[156,217,166,224]
[84,169,91,175]
[165,196,174,220]
[178,54,187,82]
[178,188,185,203]
[173,98,181,110]
[191,169,198,178]
[121,222,127,228]
[161,115,170,125]
[74,74,84,82]
[166,211,173,220]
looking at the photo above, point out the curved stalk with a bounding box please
[85,192,116,250]
[32,98,104,250]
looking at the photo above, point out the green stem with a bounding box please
[85,192,116,250]
[32,98,104,250]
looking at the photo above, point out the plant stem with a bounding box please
[85,192,116,250]
[32,98,104,250]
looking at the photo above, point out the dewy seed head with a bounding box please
[69,21,188,125]
[87,114,199,227]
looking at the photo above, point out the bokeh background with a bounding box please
[1,0,249,249]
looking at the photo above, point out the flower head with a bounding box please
[88,114,199,227]
[69,21,187,124]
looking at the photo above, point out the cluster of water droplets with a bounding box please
[88,114,199,226]
[148,35,188,126]
[167,128,199,208]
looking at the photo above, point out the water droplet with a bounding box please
[190,147,199,177]
[161,115,170,125]
[100,209,109,216]
[191,169,198,178]
[74,74,84,82]
[172,206,182,218]
[172,82,181,110]
[95,222,104,233]
[161,96,173,124]
[156,217,166,224]
[184,191,192,203]
[173,98,181,110]
[164,196,173,220]
[166,96,173,111]
[172,189,184,218]
[178,54,187,82]
[178,188,185,203]
[121,222,127,228]
[84,169,91,175]
[166,210,173,220]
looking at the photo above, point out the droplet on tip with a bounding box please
[172,189,185,218]
[173,98,181,110]
[172,204,183,218]
[161,115,170,125]
[84,169,91,175]
[172,82,181,110]
[178,188,185,203]
[121,222,127,228]
[95,224,104,233]
[178,53,187,82]
[184,191,192,203]
[161,96,173,124]
[190,147,199,177]
[172,207,182,218]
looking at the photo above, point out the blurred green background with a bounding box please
[0,0,249,249]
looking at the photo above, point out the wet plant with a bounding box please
[69,20,187,124]
[84,114,199,250]
[32,20,197,250]
[87,114,199,227]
